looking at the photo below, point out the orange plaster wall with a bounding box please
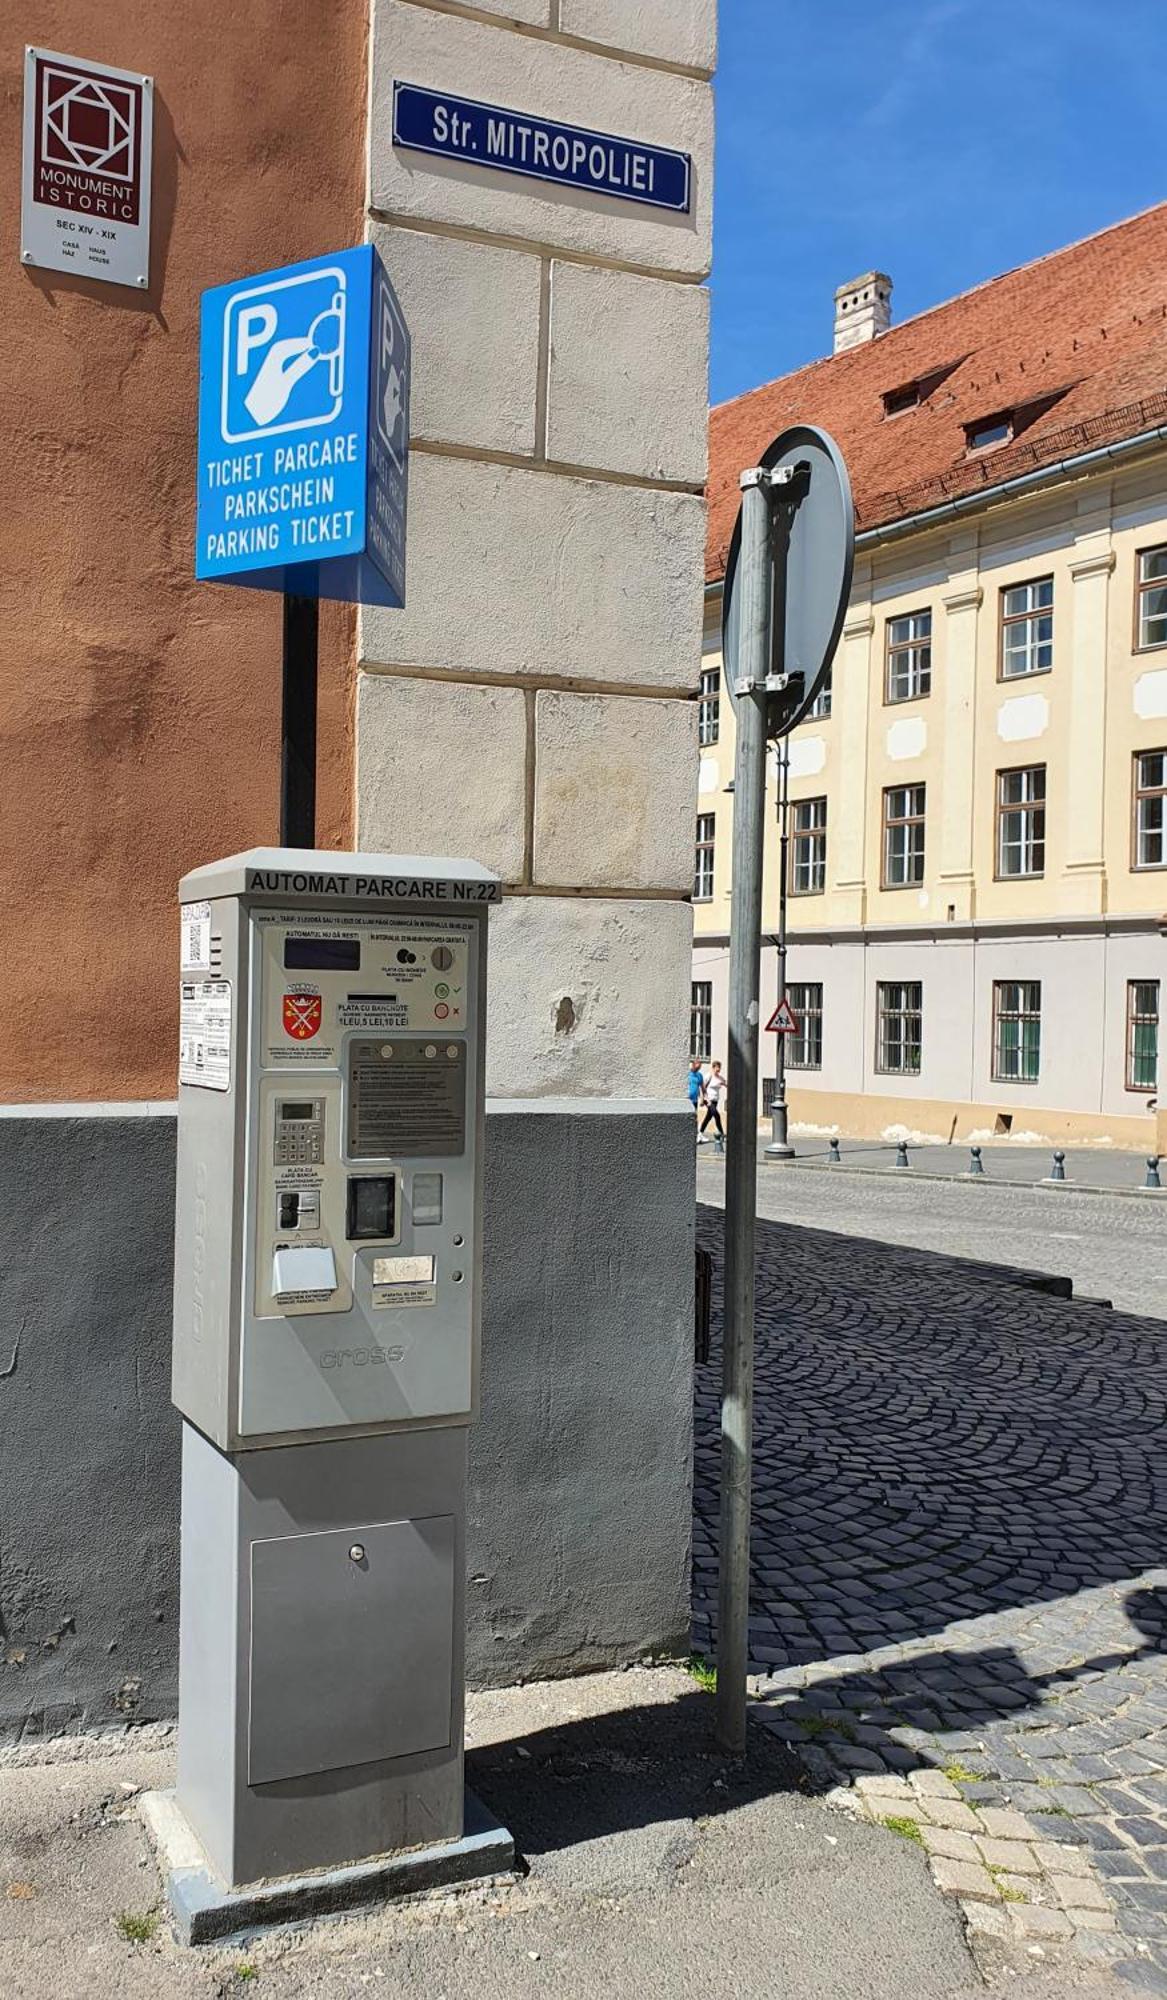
[0,5,366,1100]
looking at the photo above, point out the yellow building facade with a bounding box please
[693,446,1167,1150]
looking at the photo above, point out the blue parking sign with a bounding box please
[196,245,409,606]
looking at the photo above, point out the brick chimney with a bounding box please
[833,272,892,354]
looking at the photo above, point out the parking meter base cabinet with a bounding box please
[170,849,499,1891]
[177,1422,467,1886]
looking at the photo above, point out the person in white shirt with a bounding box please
[699,1061,726,1143]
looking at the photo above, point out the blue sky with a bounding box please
[711,0,1166,405]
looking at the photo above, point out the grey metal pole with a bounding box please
[764,737,794,1159]
[716,469,771,1756]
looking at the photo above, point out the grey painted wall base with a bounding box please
[140,1787,514,1946]
[0,1103,694,1741]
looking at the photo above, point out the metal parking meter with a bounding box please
[169,848,499,1892]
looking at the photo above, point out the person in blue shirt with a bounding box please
[688,1060,705,1134]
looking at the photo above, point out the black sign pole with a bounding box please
[281,592,318,849]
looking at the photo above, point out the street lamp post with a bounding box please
[763,737,794,1159]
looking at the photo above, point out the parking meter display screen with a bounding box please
[348,1039,466,1158]
[284,937,361,971]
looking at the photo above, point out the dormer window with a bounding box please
[881,357,966,420]
[966,413,1014,452]
[882,380,921,418]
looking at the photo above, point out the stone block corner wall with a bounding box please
[355,2,717,1676]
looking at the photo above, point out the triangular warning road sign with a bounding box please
[765,997,800,1034]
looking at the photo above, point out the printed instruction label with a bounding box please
[337,998,409,1029]
[180,900,212,973]
[372,1283,437,1310]
[179,979,232,1091]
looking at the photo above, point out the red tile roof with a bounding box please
[706,203,1167,584]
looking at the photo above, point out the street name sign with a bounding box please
[392,81,691,214]
[765,998,800,1035]
[21,46,154,289]
[196,244,410,606]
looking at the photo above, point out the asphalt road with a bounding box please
[696,1152,1167,1321]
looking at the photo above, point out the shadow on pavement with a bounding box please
[469,1606,1165,1862]
[468,1684,805,1859]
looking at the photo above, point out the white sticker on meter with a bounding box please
[179,980,232,1091]
[181,900,213,973]
[372,1254,437,1309]
[373,1284,437,1310]
[372,1255,435,1286]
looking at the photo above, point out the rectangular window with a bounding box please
[1137,546,1167,650]
[883,380,921,418]
[882,783,926,888]
[996,764,1046,878]
[806,665,832,720]
[1134,749,1166,868]
[1000,576,1053,679]
[791,796,827,895]
[787,982,823,1070]
[698,664,720,746]
[885,609,932,703]
[993,980,1041,1083]
[966,416,1013,451]
[693,814,715,901]
[690,980,712,1063]
[875,981,922,1075]
[1127,980,1160,1091]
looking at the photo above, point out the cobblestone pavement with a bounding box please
[693,1205,1167,1991]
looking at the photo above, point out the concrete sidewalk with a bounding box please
[1,1665,1145,2000]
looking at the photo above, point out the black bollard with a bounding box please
[1049,1149,1066,1183]
[969,1145,984,1177]
[894,1139,910,1170]
[1146,1156,1162,1191]
[828,1137,841,1165]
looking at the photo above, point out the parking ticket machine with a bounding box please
[169,849,499,1890]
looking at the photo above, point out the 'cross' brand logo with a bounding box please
[320,1345,405,1370]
